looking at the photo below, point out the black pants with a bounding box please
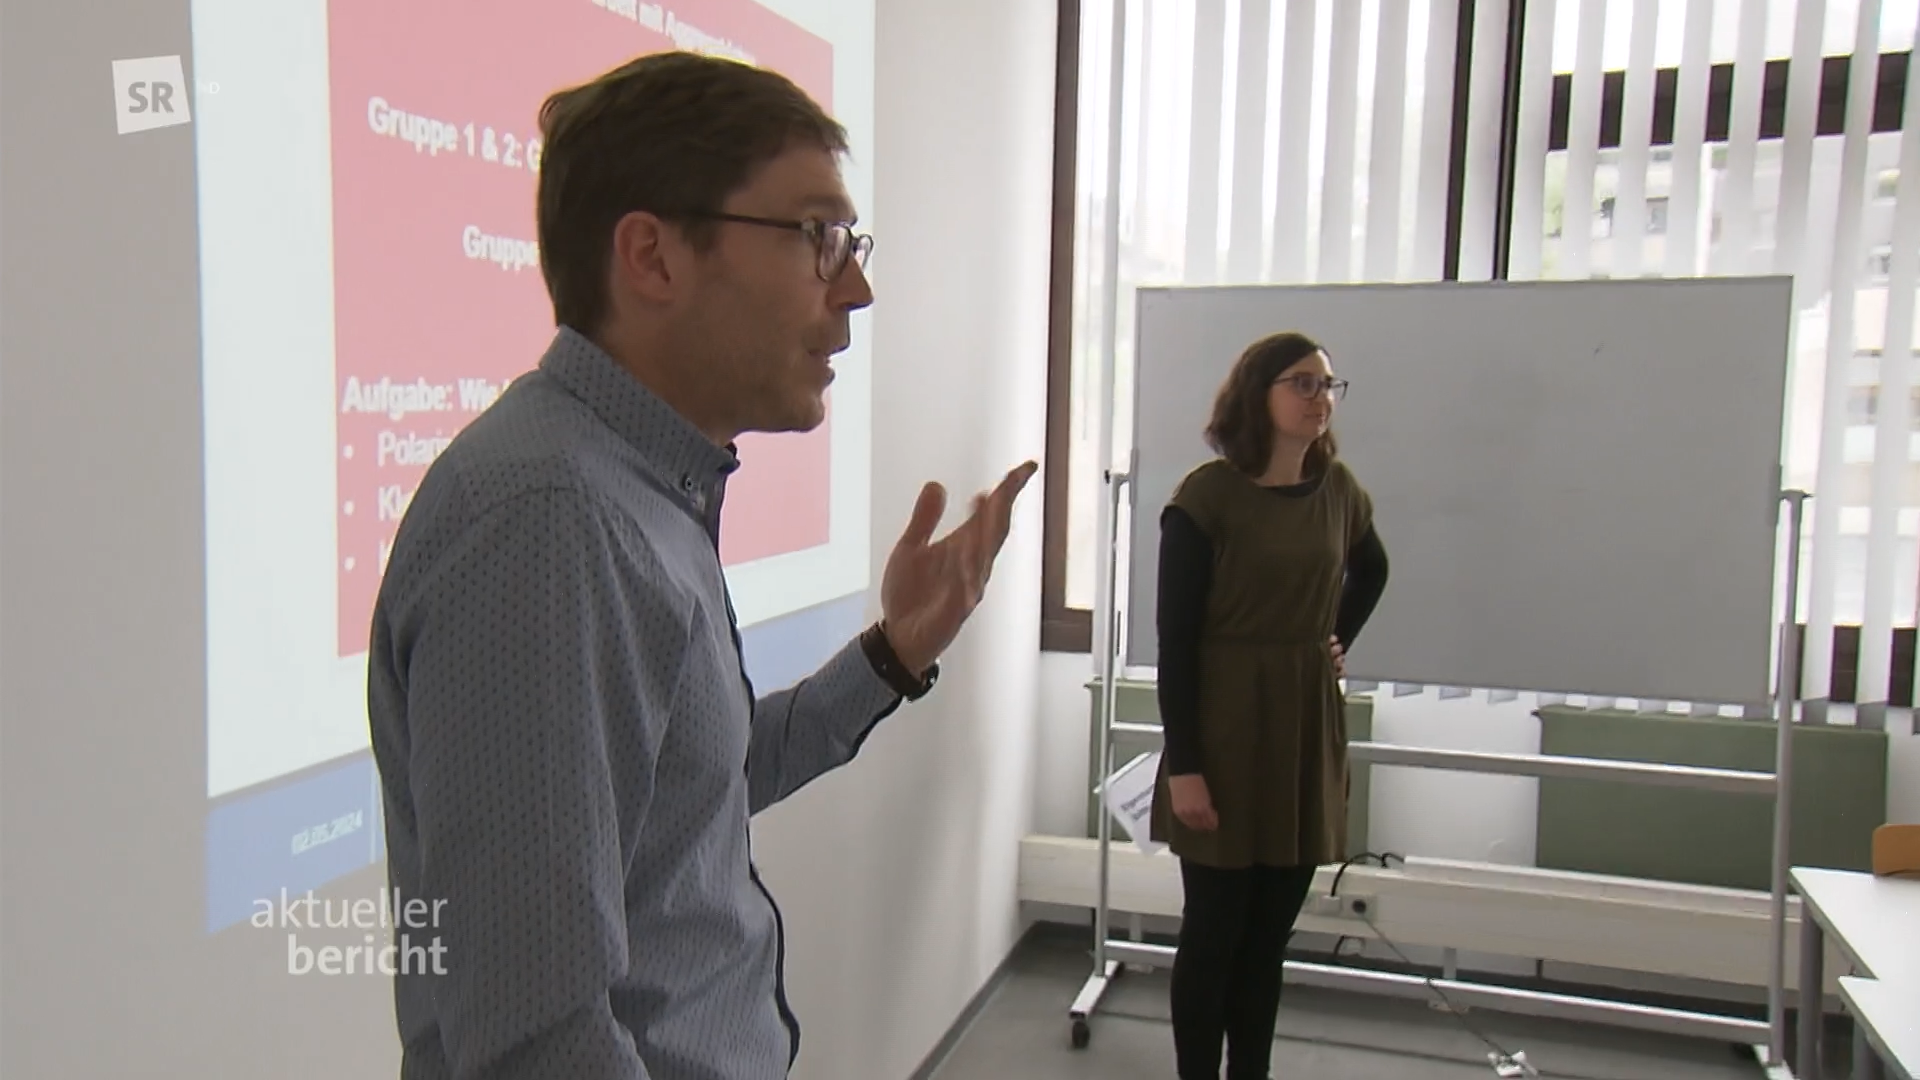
[1170,859,1317,1080]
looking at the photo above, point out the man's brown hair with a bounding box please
[1204,331,1339,479]
[534,51,849,333]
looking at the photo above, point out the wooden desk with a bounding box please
[1792,867,1920,1080]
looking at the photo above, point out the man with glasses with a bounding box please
[365,50,1036,1080]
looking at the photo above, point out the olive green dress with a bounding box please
[1148,457,1374,869]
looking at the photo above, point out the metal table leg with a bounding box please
[1852,1018,1885,1080]
[1798,908,1824,1080]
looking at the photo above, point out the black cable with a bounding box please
[1316,851,1530,1076]
[1522,1057,1668,1079]
[1315,852,1650,1080]
[1326,851,1403,962]
[1269,1032,1649,1080]
[1349,912,1656,1080]
[1354,909,1530,1071]
[1328,849,1403,898]
[1328,854,1368,897]
[1090,1001,1668,1080]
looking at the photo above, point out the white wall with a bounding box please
[743,1,1058,1078]
[1035,652,1097,837]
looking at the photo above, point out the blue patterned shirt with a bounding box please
[366,326,905,1079]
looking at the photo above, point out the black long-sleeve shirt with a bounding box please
[1155,477,1389,777]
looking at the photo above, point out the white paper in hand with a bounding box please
[1097,751,1165,857]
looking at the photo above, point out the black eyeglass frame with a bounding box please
[676,211,874,282]
[1273,373,1350,401]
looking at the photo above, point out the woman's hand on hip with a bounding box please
[1330,636,1346,677]
[1168,773,1218,832]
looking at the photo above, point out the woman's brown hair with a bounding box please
[1203,331,1338,479]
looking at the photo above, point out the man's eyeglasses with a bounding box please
[681,212,874,281]
[1274,373,1349,401]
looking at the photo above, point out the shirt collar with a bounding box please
[537,325,739,501]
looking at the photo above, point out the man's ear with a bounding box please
[609,211,679,304]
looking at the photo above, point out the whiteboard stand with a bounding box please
[1067,477,1814,1078]
[1066,465,1132,1052]
[1765,488,1810,1079]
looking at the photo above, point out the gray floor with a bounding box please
[928,925,1851,1080]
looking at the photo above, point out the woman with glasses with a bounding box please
[1148,331,1390,1080]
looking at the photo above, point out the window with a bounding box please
[1842,380,1920,428]
[1043,0,1919,708]
[1847,384,1879,425]
[1595,196,1617,239]
[1867,243,1895,281]
[1044,0,1472,648]
[1646,195,1670,235]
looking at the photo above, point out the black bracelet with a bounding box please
[860,622,938,700]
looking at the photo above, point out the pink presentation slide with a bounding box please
[328,0,837,657]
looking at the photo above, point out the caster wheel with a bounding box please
[1070,1018,1091,1049]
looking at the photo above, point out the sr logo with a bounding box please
[111,55,195,135]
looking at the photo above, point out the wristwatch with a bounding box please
[860,621,939,700]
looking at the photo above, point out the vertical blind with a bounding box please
[1066,0,1474,613]
[1069,0,1919,712]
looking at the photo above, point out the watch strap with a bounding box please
[860,622,938,700]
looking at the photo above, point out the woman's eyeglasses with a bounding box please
[1274,373,1349,401]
